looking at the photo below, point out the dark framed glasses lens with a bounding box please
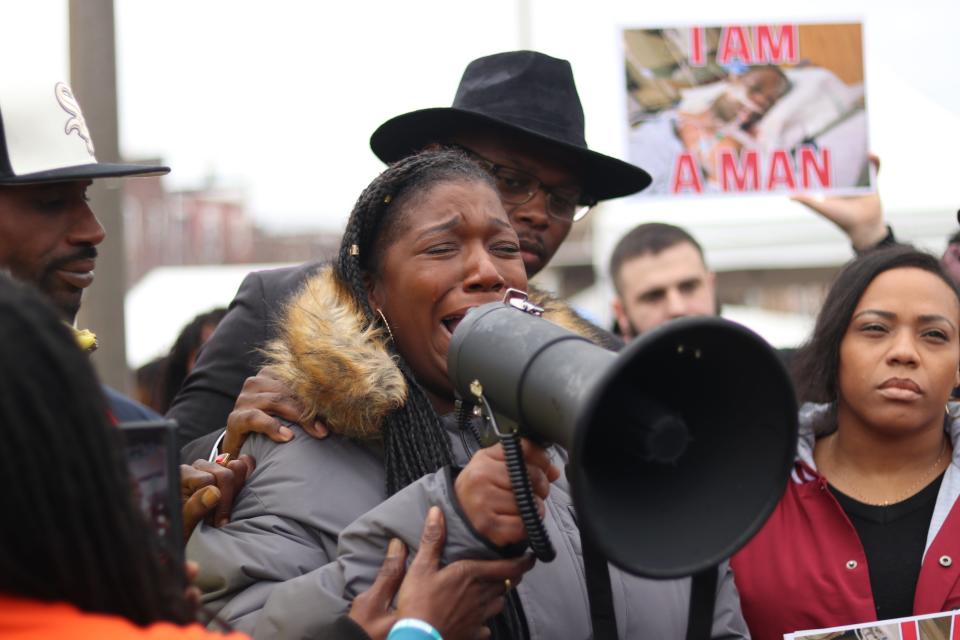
[547,190,584,220]
[493,167,536,201]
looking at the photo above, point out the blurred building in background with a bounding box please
[123,172,338,287]
[122,172,340,369]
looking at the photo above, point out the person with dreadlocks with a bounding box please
[0,274,244,639]
[186,149,749,639]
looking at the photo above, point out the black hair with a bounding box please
[947,229,960,246]
[0,274,192,625]
[793,245,960,405]
[158,307,227,413]
[609,222,706,294]
[135,356,168,412]
[335,149,496,494]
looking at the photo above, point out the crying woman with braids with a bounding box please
[187,150,750,640]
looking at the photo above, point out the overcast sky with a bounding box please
[3,0,959,232]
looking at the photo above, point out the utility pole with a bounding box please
[69,0,130,393]
[517,0,532,49]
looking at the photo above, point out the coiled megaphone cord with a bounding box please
[500,430,556,562]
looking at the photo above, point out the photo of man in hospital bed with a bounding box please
[624,23,871,197]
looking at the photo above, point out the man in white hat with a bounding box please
[0,79,168,421]
[0,78,261,538]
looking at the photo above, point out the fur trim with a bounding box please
[263,271,605,440]
[262,266,406,440]
[529,285,611,347]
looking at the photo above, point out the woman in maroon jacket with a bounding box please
[731,246,960,640]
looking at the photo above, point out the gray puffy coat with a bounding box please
[187,267,749,639]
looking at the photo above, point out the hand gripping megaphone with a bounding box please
[447,290,797,579]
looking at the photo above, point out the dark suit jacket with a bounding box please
[169,261,323,460]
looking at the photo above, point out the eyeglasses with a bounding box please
[456,146,596,222]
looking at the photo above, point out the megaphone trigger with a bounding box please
[468,385,556,562]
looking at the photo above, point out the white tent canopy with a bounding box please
[124,263,295,369]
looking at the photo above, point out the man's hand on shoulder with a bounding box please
[222,365,330,457]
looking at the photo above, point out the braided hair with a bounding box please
[335,149,496,494]
[0,275,192,625]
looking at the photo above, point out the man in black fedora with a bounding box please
[370,50,650,276]
[171,50,652,453]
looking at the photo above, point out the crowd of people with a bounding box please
[1,49,959,640]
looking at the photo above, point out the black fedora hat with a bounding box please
[370,50,651,201]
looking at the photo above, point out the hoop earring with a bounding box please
[376,308,395,344]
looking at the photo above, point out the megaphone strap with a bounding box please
[581,526,619,640]
[686,567,719,640]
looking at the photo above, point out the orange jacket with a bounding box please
[0,596,249,639]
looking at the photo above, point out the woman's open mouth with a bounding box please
[441,314,465,336]
[441,306,484,337]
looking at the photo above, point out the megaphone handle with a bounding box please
[500,430,557,562]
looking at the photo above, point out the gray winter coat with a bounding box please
[187,267,749,639]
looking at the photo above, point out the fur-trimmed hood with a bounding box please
[263,265,610,440]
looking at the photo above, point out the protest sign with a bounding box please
[783,609,958,640]
[624,22,872,198]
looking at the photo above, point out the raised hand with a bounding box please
[792,155,886,252]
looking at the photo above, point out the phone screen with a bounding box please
[119,420,183,563]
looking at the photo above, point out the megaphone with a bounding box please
[447,290,797,579]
